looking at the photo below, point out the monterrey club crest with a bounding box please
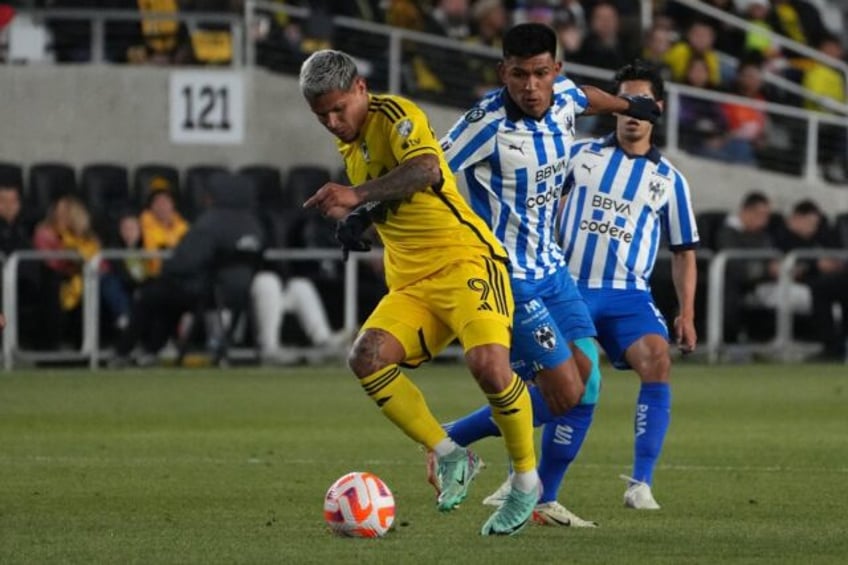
[533,324,556,351]
[465,107,485,123]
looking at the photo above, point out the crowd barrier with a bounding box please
[2,247,846,370]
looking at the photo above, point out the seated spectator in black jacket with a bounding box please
[809,256,848,361]
[112,172,264,366]
[0,184,41,348]
[715,191,775,342]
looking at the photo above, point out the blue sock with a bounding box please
[443,404,501,447]
[538,404,594,503]
[632,382,671,485]
[445,382,560,447]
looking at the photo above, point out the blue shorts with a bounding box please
[510,269,596,379]
[580,287,668,369]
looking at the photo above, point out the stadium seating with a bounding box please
[694,210,727,251]
[27,162,77,218]
[239,164,285,210]
[0,161,24,191]
[81,163,132,241]
[183,164,229,221]
[285,165,331,208]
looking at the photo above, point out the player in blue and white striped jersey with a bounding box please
[433,24,663,527]
[558,61,698,510]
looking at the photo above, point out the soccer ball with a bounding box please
[323,471,395,538]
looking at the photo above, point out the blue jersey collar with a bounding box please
[502,88,554,123]
[601,133,662,164]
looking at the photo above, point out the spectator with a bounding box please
[108,212,147,334]
[250,270,351,365]
[465,0,508,97]
[129,0,191,65]
[572,1,632,71]
[641,24,672,77]
[139,187,189,277]
[809,257,848,361]
[664,0,745,58]
[431,0,471,41]
[768,0,827,49]
[751,199,835,322]
[801,33,847,183]
[677,56,730,159]
[664,19,722,87]
[0,183,41,348]
[32,196,126,348]
[112,172,265,366]
[740,0,781,61]
[553,10,584,62]
[719,54,769,166]
[715,191,775,342]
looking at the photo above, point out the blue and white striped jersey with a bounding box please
[558,134,698,291]
[441,75,588,280]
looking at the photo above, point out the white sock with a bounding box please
[432,438,460,458]
[511,470,540,494]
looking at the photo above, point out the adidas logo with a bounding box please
[477,302,493,311]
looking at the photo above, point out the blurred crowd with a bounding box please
[1,1,847,179]
[1,0,847,363]
[0,164,386,366]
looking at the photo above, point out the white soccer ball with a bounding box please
[323,471,396,538]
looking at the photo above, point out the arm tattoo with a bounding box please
[357,154,441,203]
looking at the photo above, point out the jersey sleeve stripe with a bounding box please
[381,98,407,118]
[370,99,401,121]
[447,125,498,172]
[672,172,697,244]
[400,146,438,161]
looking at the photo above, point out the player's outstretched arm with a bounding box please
[304,154,442,219]
[671,249,697,353]
[580,85,661,123]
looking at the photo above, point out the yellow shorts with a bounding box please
[362,255,513,367]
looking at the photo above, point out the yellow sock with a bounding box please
[487,375,536,473]
[360,365,447,450]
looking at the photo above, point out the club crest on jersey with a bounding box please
[360,142,370,163]
[648,179,665,201]
[395,118,413,138]
[533,324,557,351]
[465,107,485,123]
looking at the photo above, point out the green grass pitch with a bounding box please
[1,363,847,564]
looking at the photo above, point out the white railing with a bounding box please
[667,0,848,114]
[3,245,847,370]
[8,8,243,66]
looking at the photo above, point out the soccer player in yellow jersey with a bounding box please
[300,49,539,535]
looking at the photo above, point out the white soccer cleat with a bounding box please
[620,474,661,510]
[532,501,598,527]
[482,476,512,507]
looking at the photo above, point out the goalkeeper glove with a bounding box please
[336,211,372,262]
[620,94,662,124]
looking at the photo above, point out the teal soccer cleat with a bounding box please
[480,483,539,536]
[435,447,483,512]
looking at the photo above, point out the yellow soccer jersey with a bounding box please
[337,94,507,289]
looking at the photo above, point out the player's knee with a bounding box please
[347,329,403,378]
[465,344,512,393]
[633,345,671,382]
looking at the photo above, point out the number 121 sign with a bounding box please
[170,70,245,144]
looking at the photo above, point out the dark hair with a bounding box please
[502,23,557,59]
[613,60,665,101]
[742,191,770,209]
[792,199,821,216]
